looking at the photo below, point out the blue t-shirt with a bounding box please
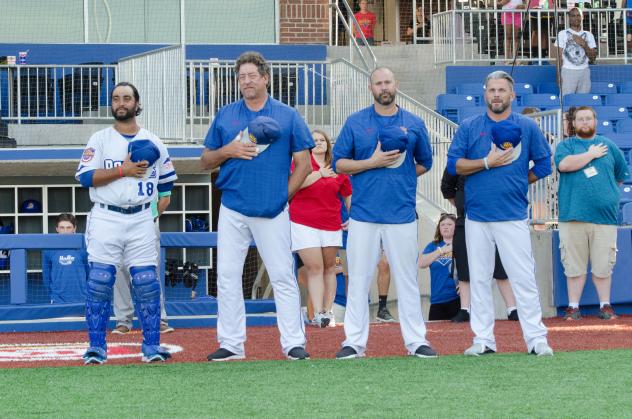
[332,105,433,224]
[423,241,458,304]
[204,97,314,218]
[554,135,630,225]
[42,248,88,304]
[447,113,552,222]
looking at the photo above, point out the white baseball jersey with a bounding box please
[75,127,177,207]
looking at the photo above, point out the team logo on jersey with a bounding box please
[0,342,183,362]
[437,255,453,267]
[164,157,173,171]
[81,148,96,163]
[58,255,75,266]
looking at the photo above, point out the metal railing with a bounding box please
[328,0,377,71]
[0,64,116,123]
[434,7,632,65]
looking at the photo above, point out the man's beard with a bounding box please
[487,100,510,114]
[112,107,135,121]
[576,126,596,139]
[374,91,395,106]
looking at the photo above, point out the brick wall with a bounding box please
[279,0,330,44]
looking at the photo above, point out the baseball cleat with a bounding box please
[335,346,365,360]
[507,309,519,321]
[411,345,438,358]
[313,312,330,328]
[287,347,310,360]
[376,307,396,323]
[598,304,617,320]
[112,325,131,335]
[564,307,581,321]
[451,309,470,323]
[141,344,172,363]
[207,348,245,362]
[83,347,107,365]
[464,343,496,356]
[530,342,554,357]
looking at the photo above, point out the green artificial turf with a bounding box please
[1,350,631,418]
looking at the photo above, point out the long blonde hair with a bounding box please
[311,129,333,166]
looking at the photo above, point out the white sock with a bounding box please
[600,302,610,308]
[569,302,579,309]
[460,307,470,312]
[506,306,517,315]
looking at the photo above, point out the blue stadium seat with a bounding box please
[537,82,560,95]
[594,106,629,123]
[455,83,485,98]
[563,93,603,107]
[514,83,535,105]
[606,94,632,116]
[436,94,477,122]
[458,106,486,122]
[522,94,560,110]
[620,185,632,208]
[620,81,632,94]
[626,166,632,185]
[596,120,614,135]
[590,82,618,96]
[622,202,632,225]
[616,118,632,134]
[608,133,632,151]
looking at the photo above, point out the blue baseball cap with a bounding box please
[20,199,41,213]
[128,139,161,167]
[491,120,522,151]
[243,116,282,153]
[379,126,408,169]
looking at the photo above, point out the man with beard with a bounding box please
[75,82,177,364]
[447,70,554,357]
[332,67,437,359]
[555,106,629,321]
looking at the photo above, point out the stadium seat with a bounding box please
[605,94,632,115]
[514,83,534,105]
[590,82,618,96]
[620,81,632,94]
[616,118,632,134]
[620,184,632,208]
[522,94,560,110]
[436,94,477,122]
[608,134,632,151]
[622,202,632,225]
[455,83,485,98]
[563,93,603,108]
[626,166,632,185]
[458,106,486,122]
[596,120,614,135]
[537,82,560,95]
[594,106,629,123]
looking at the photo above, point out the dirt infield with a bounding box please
[2,316,632,368]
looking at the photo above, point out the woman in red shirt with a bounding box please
[290,129,351,328]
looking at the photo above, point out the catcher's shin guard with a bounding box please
[130,266,161,347]
[85,262,117,350]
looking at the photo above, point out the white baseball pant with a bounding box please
[343,219,429,355]
[465,218,548,352]
[216,204,305,357]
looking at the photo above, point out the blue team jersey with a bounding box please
[204,97,314,218]
[423,241,458,304]
[555,135,630,225]
[332,106,433,224]
[447,112,551,222]
[42,248,88,304]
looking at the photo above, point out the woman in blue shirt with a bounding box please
[419,213,460,320]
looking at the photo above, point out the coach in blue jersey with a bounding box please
[200,51,314,361]
[447,70,554,356]
[332,67,437,359]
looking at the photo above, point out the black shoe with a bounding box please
[287,347,310,360]
[335,346,363,359]
[207,348,245,362]
[451,309,470,323]
[412,345,438,358]
[376,307,396,323]
[508,309,519,321]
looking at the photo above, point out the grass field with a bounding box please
[2,349,631,418]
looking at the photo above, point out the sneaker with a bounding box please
[160,323,175,333]
[464,343,496,356]
[327,311,336,327]
[287,347,310,360]
[336,346,364,360]
[564,307,581,321]
[598,304,618,320]
[376,307,396,323]
[530,342,554,356]
[313,312,330,328]
[207,348,245,362]
[141,344,172,363]
[508,309,519,321]
[411,345,438,358]
[83,347,107,365]
[451,309,470,323]
[111,325,130,335]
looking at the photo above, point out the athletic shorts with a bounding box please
[558,221,618,278]
[428,297,461,321]
[501,11,522,27]
[452,225,508,282]
[291,222,342,252]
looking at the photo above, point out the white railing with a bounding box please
[328,0,378,71]
[0,64,116,123]
[185,60,329,142]
[434,8,632,65]
[118,45,186,142]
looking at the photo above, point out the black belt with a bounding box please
[99,202,151,214]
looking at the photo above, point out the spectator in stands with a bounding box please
[290,129,352,328]
[406,5,431,44]
[553,7,597,95]
[447,70,553,356]
[112,194,174,334]
[554,106,630,320]
[419,213,461,321]
[354,0,377,46]
[499,0,525,64]
[42,214,88,304]
[440,168,519,323]
[528,0,553,60]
